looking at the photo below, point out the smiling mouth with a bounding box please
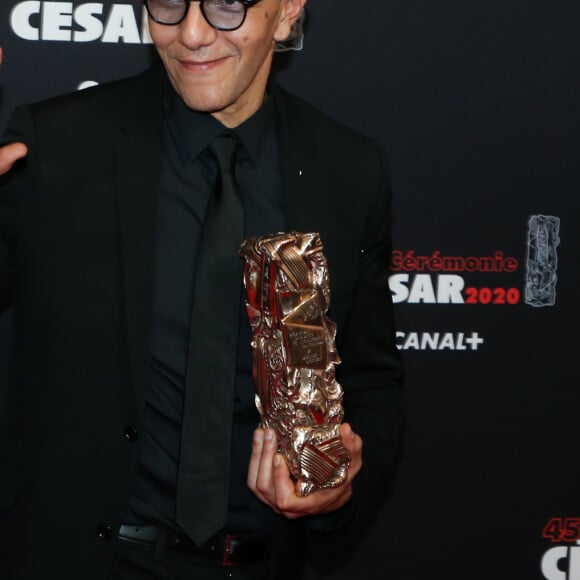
[178,56,229,73]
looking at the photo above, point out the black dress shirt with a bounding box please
[126,77,287,538]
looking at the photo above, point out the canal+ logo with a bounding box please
[10,1,153,44]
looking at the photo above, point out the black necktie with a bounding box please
[177,133,244,545]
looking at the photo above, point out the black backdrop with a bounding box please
[1,1,579,579]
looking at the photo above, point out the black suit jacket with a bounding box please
[0,65,403,579]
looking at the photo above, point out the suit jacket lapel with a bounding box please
[275,86,336,238]
[275,86,315,231]
[115,66,164,414]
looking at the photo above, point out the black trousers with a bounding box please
[107,537,272,580]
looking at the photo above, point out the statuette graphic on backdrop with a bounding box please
[240,232,350,496]
[525,214,560,307]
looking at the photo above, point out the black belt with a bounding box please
[117,525,270,566]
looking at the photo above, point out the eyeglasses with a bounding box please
[144,0,262,31]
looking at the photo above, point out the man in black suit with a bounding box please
[0,1,403,578]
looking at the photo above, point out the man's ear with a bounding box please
[274,0,307,43]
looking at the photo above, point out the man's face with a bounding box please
[149,0,302,127]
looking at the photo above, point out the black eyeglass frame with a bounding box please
[144,0,262,31]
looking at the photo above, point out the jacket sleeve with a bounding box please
[338,143,404,505]
[302,142,404,553]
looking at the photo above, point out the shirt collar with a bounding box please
[163,75,277,161]
[163,77,222,160]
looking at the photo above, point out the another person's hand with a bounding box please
[0,47,28,176]
[247,422,363,518]
[0,143,27,176]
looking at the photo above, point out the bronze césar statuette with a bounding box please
[239,232,350,496]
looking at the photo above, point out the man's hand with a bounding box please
[247,422,363,518]
[0,47,28,176]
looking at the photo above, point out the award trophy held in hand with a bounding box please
[240,232,350,496]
